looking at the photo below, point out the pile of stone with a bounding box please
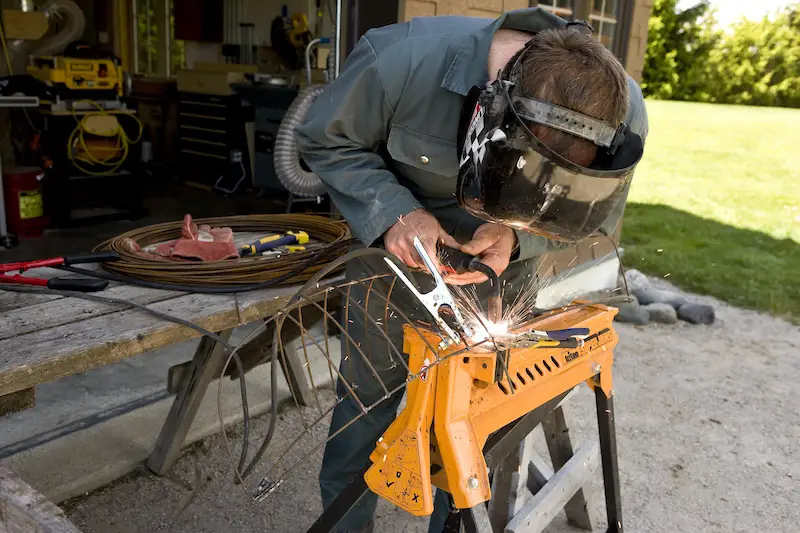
[611,269,715,326]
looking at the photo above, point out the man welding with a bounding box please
[295,7,648,533]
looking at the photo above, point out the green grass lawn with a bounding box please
[621,99,800,322]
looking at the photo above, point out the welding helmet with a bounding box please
[456,24,644,244]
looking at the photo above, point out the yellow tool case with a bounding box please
[26,56,123,100]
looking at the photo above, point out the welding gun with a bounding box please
[438,244,503,323]
[239,231,309,257]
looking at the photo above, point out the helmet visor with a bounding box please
[456,92,643,244]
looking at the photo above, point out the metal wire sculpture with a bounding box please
[211,240,632,529]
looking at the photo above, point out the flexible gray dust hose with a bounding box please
[273,85,328,197]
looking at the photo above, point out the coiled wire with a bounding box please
[90,214,352,288]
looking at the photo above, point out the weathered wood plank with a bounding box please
[505,443,600,533]
[0,292,240,396]
[526,452,554,495]
[489,445,519,532]
[0,290,60,314]
[0,387,35,417]
[147,329,234,475]
[465,502,495,533]
[235,274,345,324]
[542,406,596,530]
[0,465,83,532]
[508,433,536,518]
[0,284,183,341]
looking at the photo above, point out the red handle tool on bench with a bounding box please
[0,252,120,292]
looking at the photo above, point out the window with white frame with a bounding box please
[537,0,575,19]
[535,0,622,56]
[591,0,619,50]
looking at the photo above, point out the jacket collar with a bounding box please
[440,7,568,96]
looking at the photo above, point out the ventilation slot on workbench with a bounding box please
[497,357,562,396]
[497,376,519,395]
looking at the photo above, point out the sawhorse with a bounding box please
[307,384,621,533]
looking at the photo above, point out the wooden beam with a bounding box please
[508,433,535,518]
[147,328,234,475]
[505,442,600,533]
[488,439,520,532]
[542,406,596,530]
[0,465,83,532]
[526,451,554,495]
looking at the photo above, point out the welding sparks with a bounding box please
[484,320,511,337]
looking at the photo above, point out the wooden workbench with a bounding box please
[0,266,341,475]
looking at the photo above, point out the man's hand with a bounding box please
[443,223,518,285]
[384,208,460,271]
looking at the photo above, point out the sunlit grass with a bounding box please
[621,100,800,322]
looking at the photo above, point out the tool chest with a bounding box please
[176,92,253,187]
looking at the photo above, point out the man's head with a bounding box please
[456,23,644,244]
[505,27,630,166]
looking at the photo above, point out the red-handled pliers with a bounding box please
[0,252,120,292]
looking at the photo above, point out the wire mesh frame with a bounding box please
[210,238,632,510]
[213,273,488,498]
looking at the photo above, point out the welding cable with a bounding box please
[0,284,253,474]
[468,261,503,323]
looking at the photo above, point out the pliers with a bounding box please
[384,236,474,349]
[0,252,120,292]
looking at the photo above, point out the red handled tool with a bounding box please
[0,252,120,292]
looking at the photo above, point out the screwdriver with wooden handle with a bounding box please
[239,231,309,257]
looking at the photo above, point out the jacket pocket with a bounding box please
[387,124,459,177]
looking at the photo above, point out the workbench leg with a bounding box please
[278,336,316,407]
[147,328,234,476]
[462,503,495,533]
[506,442,600,533]
[488,432,535,532]
[596,387,623,533]
[541,405,596,530]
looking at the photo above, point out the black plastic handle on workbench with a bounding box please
[63,252,121,265]
[47,277,110,292]
[544,328,591,341]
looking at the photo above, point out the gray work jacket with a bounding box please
[294,7,649,262]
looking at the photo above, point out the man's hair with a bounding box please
[513,28,630,165]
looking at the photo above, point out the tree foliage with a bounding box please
[641,0,718,101]
[705,6,800,107]
[642,1,800,108]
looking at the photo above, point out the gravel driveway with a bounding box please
[62,278,800,533]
